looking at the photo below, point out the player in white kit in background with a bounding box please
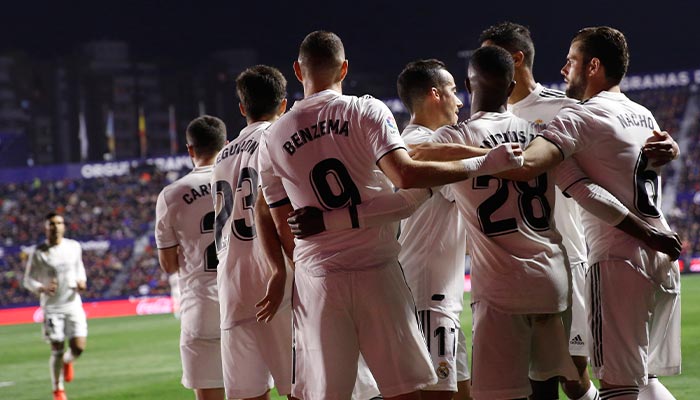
[24,212,88,400]
[478,22,681,400]
[155,116,227,400]
[210,65,300,400]
[258,31,524,400]
[419,27,683,400]
[394,59,471,400]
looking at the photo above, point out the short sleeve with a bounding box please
[360,97,407,162]
[258,133,290,208]
[154,190,178,249]
[431,124,468,145]
[540,104,593,159]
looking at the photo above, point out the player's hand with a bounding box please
[41,279,58,296]
[645,227,682,261]
[255,269,286,323]
[408,142,469,161]
[76,280,87,292]
[643,130,679,167]
[480,143,524,174]
[287,207,325,238]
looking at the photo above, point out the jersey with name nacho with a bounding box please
[510,83,587,265]
[432,111,569,314]
[542,91,677,291]
[155,165,220,336]
[25,238,86,314]
[259,90,405,276]
[399,124,466,317]
[211,121,271,329]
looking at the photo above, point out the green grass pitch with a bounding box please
[1,274,698,399]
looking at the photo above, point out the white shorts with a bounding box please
[180,332,224,389]
[587,261,681,386]
[221,303,293,399]
[568,261,590,357]
[471,301,578,400]
[418,309,470,392]
[292,262,437,400]
[352,355,380,400]
[43,308,87,343]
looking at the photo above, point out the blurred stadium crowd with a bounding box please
[1,83,699,308]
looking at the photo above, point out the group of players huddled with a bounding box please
[26,21,683,400]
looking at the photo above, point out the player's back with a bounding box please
[550,91,676,286]
[432,111,568,315]
[399,124,466,315]
[260,90,405,275]
[510,84,588,265]
[155,166,219,332]
[212,122,271,329]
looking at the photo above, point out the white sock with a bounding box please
[575,383,600,400]
[599,386,639,399]
[63,349,74,364]
[639,377,676,400]
[50,350,64,390]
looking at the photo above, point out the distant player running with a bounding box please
[155,115,227,400]
[24,212,88,400]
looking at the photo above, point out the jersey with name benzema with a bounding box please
[542,91,677,290]
[432,111,569,314]
[155,165,220,334]
[259,90,405,276]
[25,238,86,313]
[211,121,272,329]
[510,83,587,265]
[399,124,466,317]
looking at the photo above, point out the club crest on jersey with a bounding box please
[386,116,398,132]
[436,362,450,379]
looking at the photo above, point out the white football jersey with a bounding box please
[212,121,274,329]
[432,111,569,314]
[542,91,677,290]
[510,84,587,265]
[155,165,220,336]
[398,124,466,316]
[259,90,405,276]
[24,238,86,313]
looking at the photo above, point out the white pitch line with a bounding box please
[0,381,16,388]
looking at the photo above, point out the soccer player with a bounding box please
[24,212,88,400]
[415,27,683,400]
[394,59,471,400]
[478,21,599,400]
[257,31,524,400]
[211,65,297,400]
[155,115,227,400]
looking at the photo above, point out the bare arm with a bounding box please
[559,160,682,260]
[378,144,523,189]
[287,188,432,238]
[496,137,564,181]
[408,142,488,161]
[157,246,180,274]
[255,189,294,322]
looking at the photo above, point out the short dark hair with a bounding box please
[572,26,629,85]
[186,115,227,157]
[470,45,515,83]
[45,212,60,221]
[396,59,449,114]
[478,21,535,69]
[299,31,345,73]
[236,65,287,120]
